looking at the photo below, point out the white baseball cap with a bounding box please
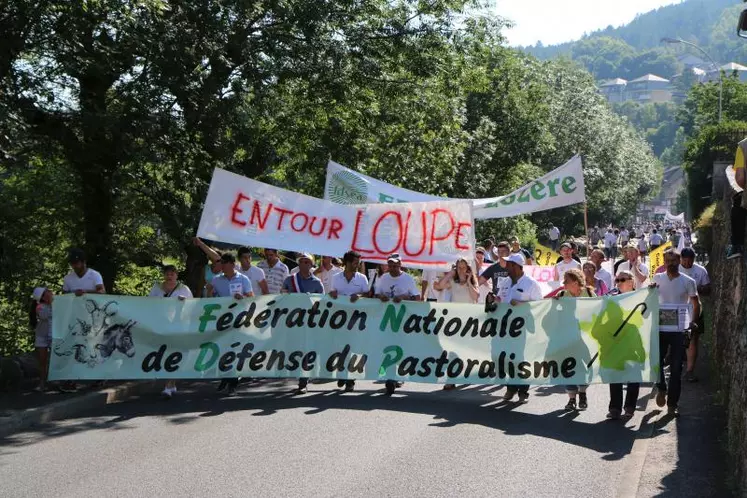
[32,287,47,302]
[502,253,525,266]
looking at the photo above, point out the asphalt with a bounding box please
[0,378,678,498]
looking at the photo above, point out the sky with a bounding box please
[495,0,684,47]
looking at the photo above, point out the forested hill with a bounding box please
[521,0,745,80]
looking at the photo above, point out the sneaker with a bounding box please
[385,380,396,395]
[216,380,227,392]
[161,387,176,399]
[344,380,355,392]
[726,245,744,260]
[624,407,636,418]
[667,405,679,417]
[606,409,622,420]
[443,384,456,391]
[337,380,346,388]
[565,398,577,411]
[395,381,404,388]
[503,389,516,401]
[295,385,307,395]
[655,388,667,408]
[517,392,529,403]
[578,393,588,410]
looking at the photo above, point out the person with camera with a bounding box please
[650,249,700,417]
[434,258,479,390]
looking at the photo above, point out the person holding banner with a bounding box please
[651,250,700,417]
[606,271,641,420]
[329,251,369,392]
[282,253,324,395]
[210,253,254,395]
[375,254,420,395]
[500,254,543,403]
[434,258,479,390]
[479,241,512,303]
[554,269,596,411]
[474,247,490,304]
[149,265,193,398]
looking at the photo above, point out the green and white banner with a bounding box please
[325,155,585,220]
[49,291,659,385]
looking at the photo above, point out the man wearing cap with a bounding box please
[679,247,710,381]
[282,253,324,394]
[615,245,649,290]
[500,253,543,403]
[209,253,254,395]
[329,250,369,392]
[509,236,533,265]
[62,248,106,296]
[554,242,582,283]
[375,254,419,395]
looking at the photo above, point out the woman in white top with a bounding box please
[434,258,479,390]
[149,265,192,398]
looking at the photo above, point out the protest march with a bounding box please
[37,155,704,419]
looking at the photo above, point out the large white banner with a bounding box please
[50,291,660,385]
[325,155,586,219]
[664,211,685,223]
[197,168,475,269]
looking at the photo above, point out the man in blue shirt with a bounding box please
[209,253,253,395]
[210,253,254,299]
[283,253,324,394]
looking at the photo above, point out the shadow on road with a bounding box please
[0,380,645,463]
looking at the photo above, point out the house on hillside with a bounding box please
[706,62,747,83]
[636,166,685,221]
[625,74,673,103]
[599,78,627,103]
[678,54,706,69]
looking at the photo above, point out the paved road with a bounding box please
[0,379,664,498]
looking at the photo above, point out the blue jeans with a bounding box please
[657,332,685,407]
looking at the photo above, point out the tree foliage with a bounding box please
[0,0,660,355]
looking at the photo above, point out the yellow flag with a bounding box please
[648,242,672,279]
[534,242,562,266]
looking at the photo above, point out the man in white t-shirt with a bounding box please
[375,254,419,395]
[651,250,700,417]
[257,249,290,294]
[615,245,649,289]
[548,224,560,251]
[554,242,581,283]
[679,248,710,381]
[62,248,106,296]
[329,250,370,392]
[236,247,269,295]
[590,249,613,291]
[649,229,664,250]
[500,253,543,404]
[315,256,343,293]
[420,269,445,302]
[604,229,618,260]
[619,227,630,246]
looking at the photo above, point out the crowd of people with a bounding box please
[29,223,708,419]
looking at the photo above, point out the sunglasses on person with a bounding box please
[615,278,631,283]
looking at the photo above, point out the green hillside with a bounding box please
[521,0,745,80]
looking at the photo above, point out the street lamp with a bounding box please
[661,37,722,123]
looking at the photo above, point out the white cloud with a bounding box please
[496,0,684,46]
